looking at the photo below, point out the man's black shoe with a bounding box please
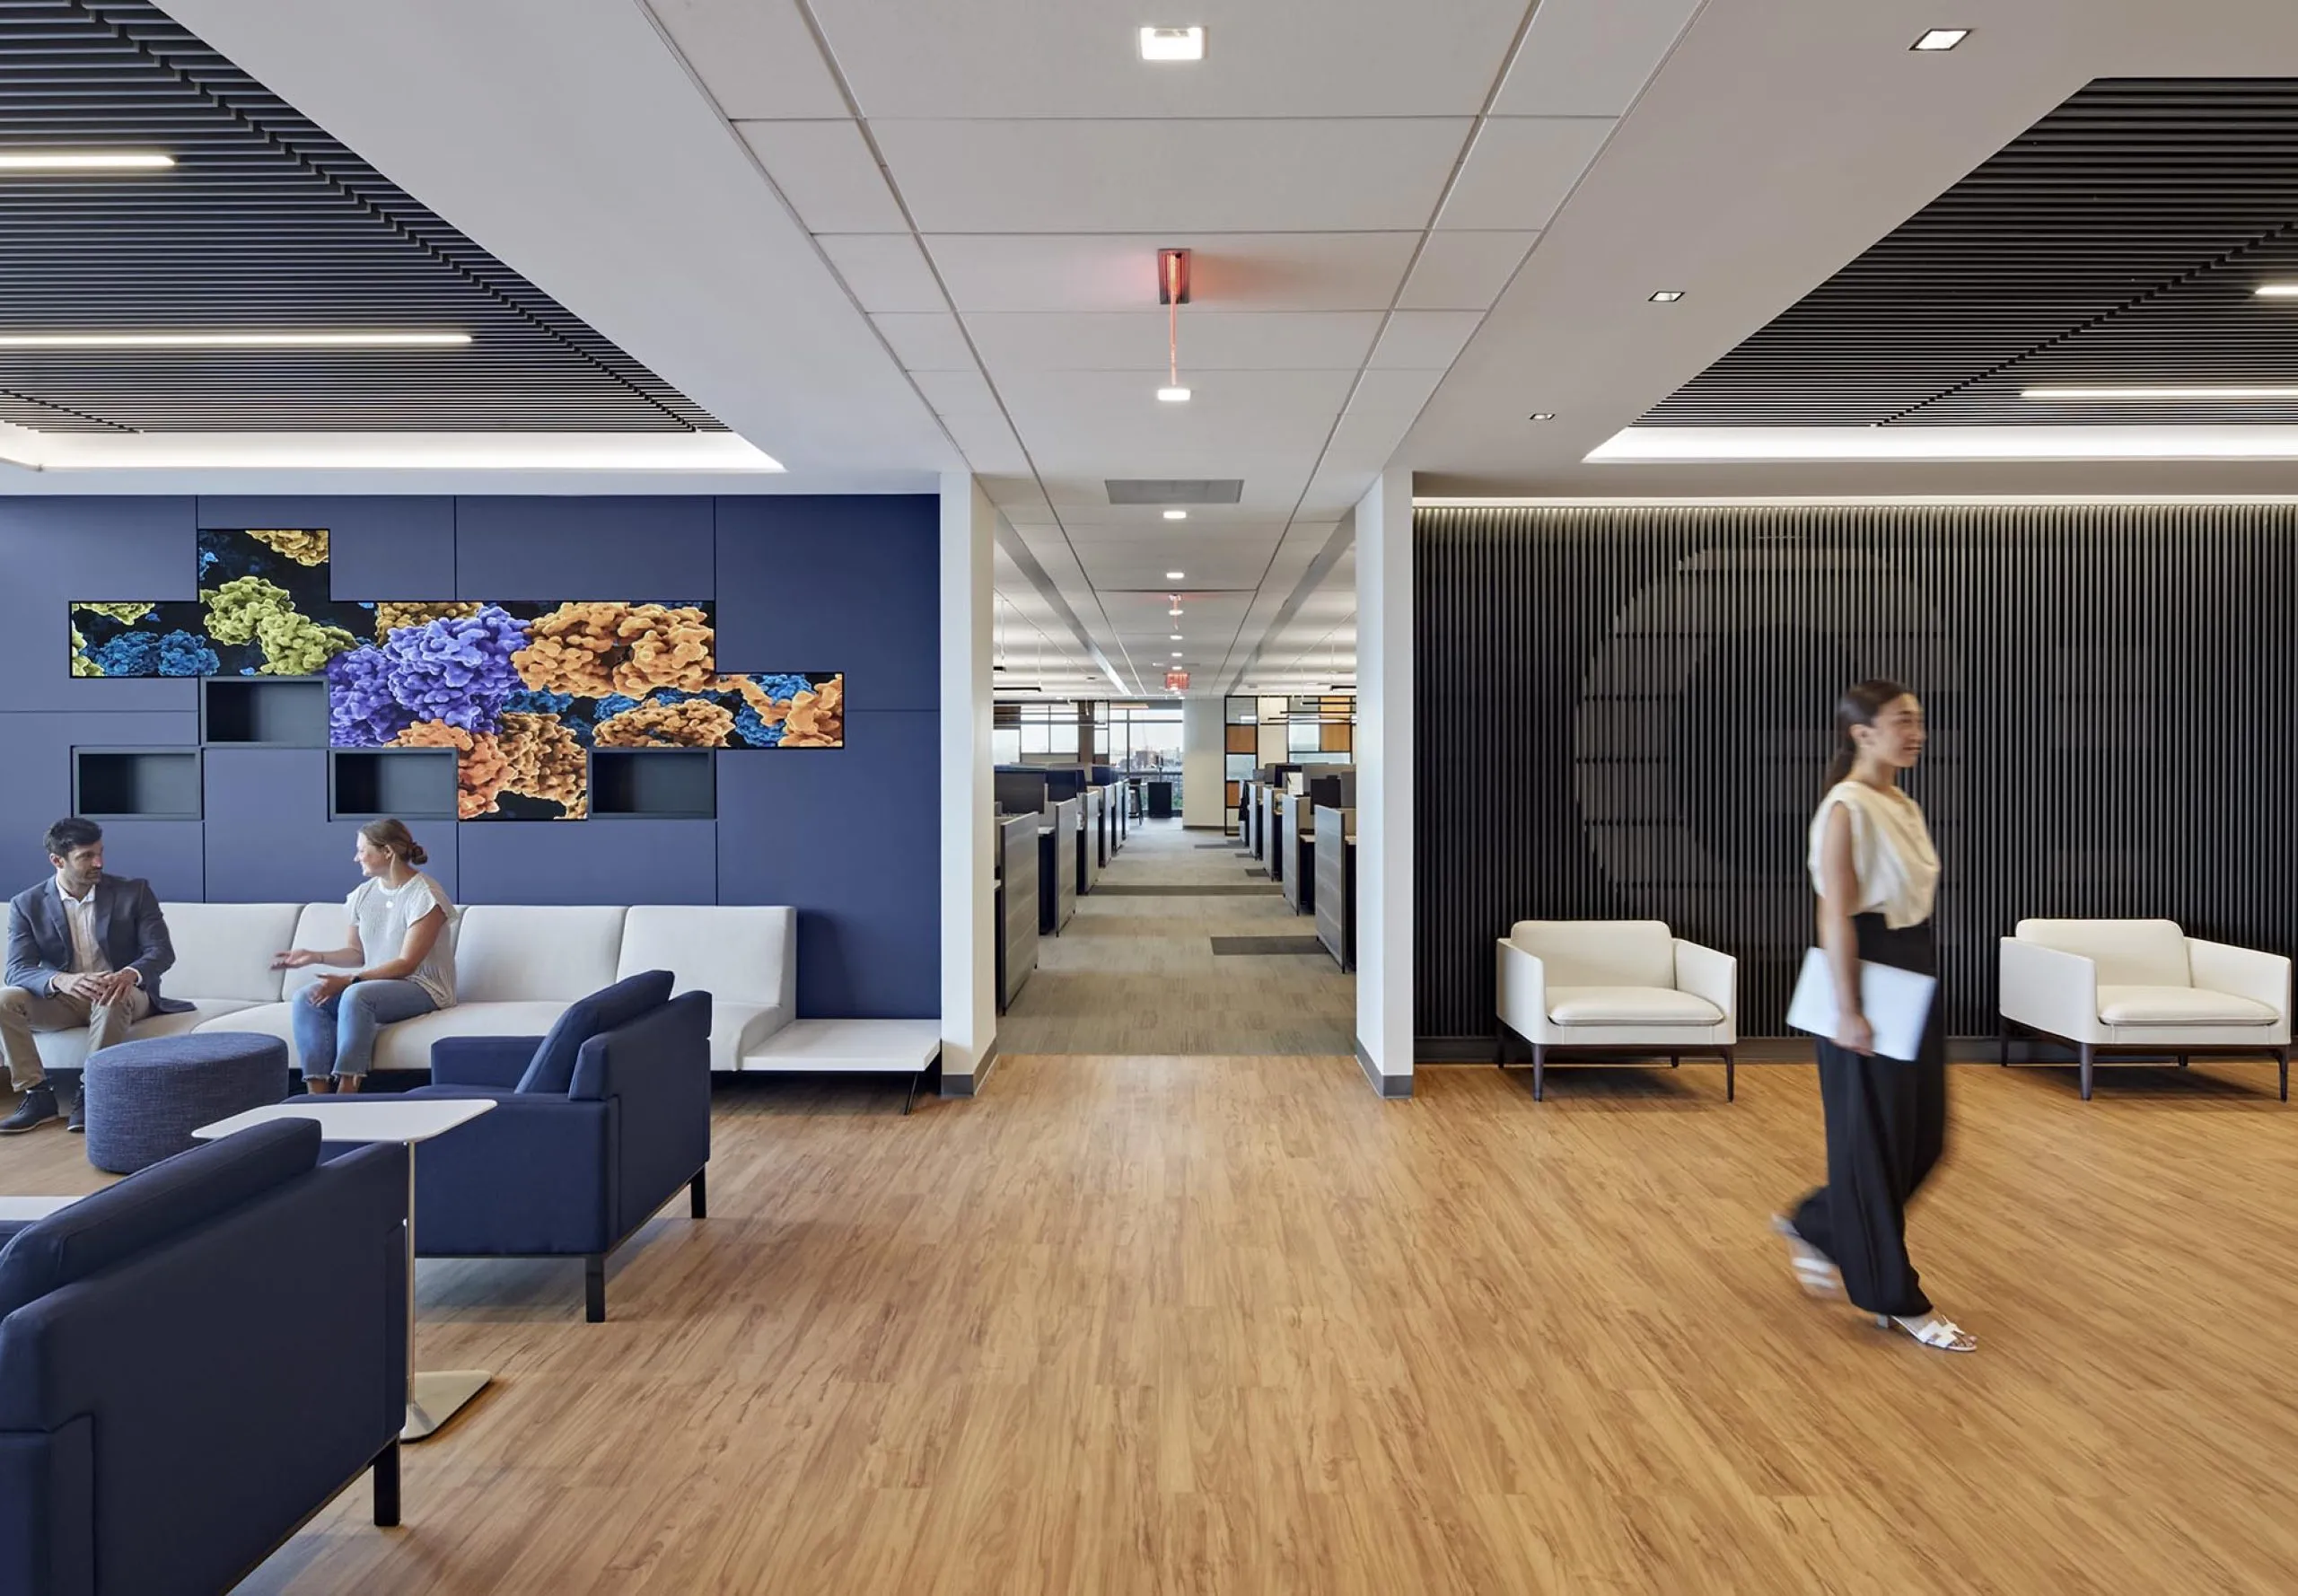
[65,1088,84,1134]
[0,1085,61,1135]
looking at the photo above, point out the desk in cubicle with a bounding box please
[996,812,1040,1010]
[1313,804,1355,969]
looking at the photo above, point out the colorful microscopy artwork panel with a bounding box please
[68,529,843,823]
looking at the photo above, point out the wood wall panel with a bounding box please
[1414,504,2298,1043]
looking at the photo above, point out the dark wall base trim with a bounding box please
[1355,1039,1413,1099]
[940,1036,1000,1098]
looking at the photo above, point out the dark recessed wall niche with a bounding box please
[590,750,716,820]
[75,750,202,820]
[1414,503,2298,1046]
[202,679,328,746]
[329,750,458,821]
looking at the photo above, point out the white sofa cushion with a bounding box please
[2095,986,2280,1027]
[280,902,352,1002]
[1547,987,1724,1027]
[617,906,796,1070]
[454,907,626,1002]
[1511,920,1675,991]
[35,999,262,1072]
[154,902,301,1004]
[204,999,575,1074]
[2018,919,2190,987]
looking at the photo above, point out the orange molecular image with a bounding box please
[513,602,715,697]
[594,697,736,749]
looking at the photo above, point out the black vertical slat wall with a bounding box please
[1414,504,2298,1046]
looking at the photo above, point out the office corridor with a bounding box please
[996,816,1355,1057]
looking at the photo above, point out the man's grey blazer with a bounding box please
[4,875,193,1015]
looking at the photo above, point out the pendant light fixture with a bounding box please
[1157,248,1192,401]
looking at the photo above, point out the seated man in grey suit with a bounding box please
[0,818,188,1135]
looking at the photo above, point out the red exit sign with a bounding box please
[1164,668,1190,690]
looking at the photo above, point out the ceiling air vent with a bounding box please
[1105,478,1244,505]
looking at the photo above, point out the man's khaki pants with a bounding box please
[0,985,152,1091]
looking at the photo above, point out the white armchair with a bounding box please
[1494,920,1738,1101]
[1999,918,2291,1101]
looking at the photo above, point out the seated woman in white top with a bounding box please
[271,819,456,1094]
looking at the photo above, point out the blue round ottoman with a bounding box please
[83,1032,291,1174]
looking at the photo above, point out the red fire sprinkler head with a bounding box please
[1158,248,1192,306]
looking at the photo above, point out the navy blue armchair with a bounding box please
[402,980,711,1322]
[0,1120,408,1596]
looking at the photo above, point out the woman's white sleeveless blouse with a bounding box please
[1807,781,1939,929]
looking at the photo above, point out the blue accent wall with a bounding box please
[0,494,940,1018]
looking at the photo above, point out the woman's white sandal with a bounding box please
[1878,1313,1977,1353]
[1770,1215,1842,1300]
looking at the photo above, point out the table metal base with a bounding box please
[404,1369,491,1442]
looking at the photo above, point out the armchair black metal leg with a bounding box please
[1724,1048,1736,1103]
[689,1169,707,1220]
[584,1255,606,1323]
[1668,1052,1680,1069]
[2080,1044,2094,1102]
[2177,1053,2189,1069]
[373,1440,400,1528]
[1532,1045,1545,1102]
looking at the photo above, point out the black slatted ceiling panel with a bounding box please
[0,0,721,432]
[1414,504,2298,1046]
[1647,80,2298,427]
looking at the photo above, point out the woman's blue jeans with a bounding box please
[291,978,437,1081]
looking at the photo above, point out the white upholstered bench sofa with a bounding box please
[31,902,938,1088]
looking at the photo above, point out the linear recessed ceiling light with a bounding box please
[1648,291,1685,303]
[1586,424,2298,463]
[1138,26,1205,61]
[1911,28,1970,50]
[2023,385,2298,400]
[0,330,470,349]
[1162,508,1188,520]
[1156,385,1191,402]
[0,151,173,171]
[2256,285,2298,297]
[1166,571,1185,579]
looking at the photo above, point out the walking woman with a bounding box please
[271,819,456,1092]
[1774,680,1974,1353]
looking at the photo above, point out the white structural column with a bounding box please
[1180,697,1226,828]
[1354,468,1414,1098]
[939,473,998,1092]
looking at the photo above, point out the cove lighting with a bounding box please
[2258,285,2298,297]
[2022,385,2298,401]
[1585,424,2298,463]
[1166,570,1185,579]
[0,331,470,349]
[1157,385,1192,402]
[1138,26,1205,61]
[0,152,173,171]
[1648,291,1685,303]
[1163,509,1188,520]
[1911,28,1971,50]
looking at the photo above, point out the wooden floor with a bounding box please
[997,818,1355,1057]
[4,1054,2296,1592]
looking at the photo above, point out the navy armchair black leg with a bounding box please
[373,1440,400,1528]
[584,1255,606,1323]
[689,1169,707,1219]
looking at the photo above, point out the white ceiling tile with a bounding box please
[1368,310,1486,370]
[1492,0,1705,118]
[871,311,976,371]
[913,366,1003,420]
[934,404,1030,476]
[807,0,1528,119]
[926,233,1420,313]
[873,119,1470,233]
[1398,232,1539,310]
[1326,368,1444,469]
[816,232,945,312]
[1437,117,1615,231]
[647,0,849,118]
[735,119,905,232]
[965,311,1381,373]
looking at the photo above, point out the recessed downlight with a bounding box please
[1162,509,1188,520]
[1529,412,1557,422]
[2022,385,2298,400]
[1648,291,1685,303]
[0,330,471,349]
[1911,28,1970,50]
[1165,570,1185,579]
[0,152,173,171]
[1170,634,1183,641]
[1138,26,1205,61]
[1156,385,1192,402]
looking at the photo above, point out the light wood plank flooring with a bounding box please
[997,819,1354,1057]
[4,1053,2296,1591]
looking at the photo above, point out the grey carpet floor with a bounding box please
[997,819,1355,1057]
